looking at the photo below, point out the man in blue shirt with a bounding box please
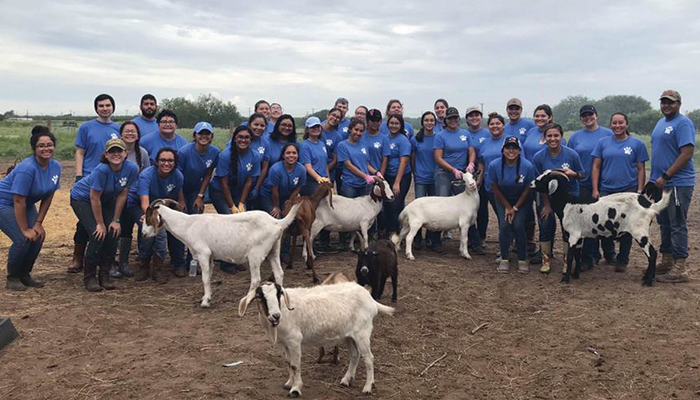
[503,98,535,140]
[140,110,189,164]
[651,90,696,283]
[131,94,158,138]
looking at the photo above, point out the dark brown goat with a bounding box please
[282,181,333,283]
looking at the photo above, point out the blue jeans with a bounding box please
[537,194,559,243]
[339,184,370,198]
[579,185,615,265]
[383,173,411,234]
[467,185,489,249]
[0,205,42,278]
[414,182,440,245]
[657,186,693,260]
[494,197,529,260]
[71,198,118,268]
[599,186,636,265]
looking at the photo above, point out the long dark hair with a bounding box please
[248,112,267,137]
[120,121,143,170]
[416,111,436,143]
[9,126,56,174]
[534,104,554,133]
[387,114,406,136]
[269,114,297,143]
[347,118,365,141]
[279,142,300,163]
[229,126,253,189]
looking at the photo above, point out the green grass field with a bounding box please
[0,120,697,167]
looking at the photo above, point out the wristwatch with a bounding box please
[661,172,671,180]
[197,193,204,198]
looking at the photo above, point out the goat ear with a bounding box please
[281,289,293,311]
[238,291,256,317]
[548,179,559,195]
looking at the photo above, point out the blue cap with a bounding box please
[305,116,322,128]
[194,121,213,134]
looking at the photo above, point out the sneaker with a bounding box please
[119,264,134,278]
[6,277,27,291]
[614,263,627,273]
[517,260,529,274]
[173,268,187,278]
[471,246,486,256]
[656,259,690,283]
[443,231,452,240]
[529,251,542,265]
[497,260,510,274]
[109,265,123,279]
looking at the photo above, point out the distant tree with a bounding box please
[594,95,652,125]
[160,94,242,128]
[685,109,700,130]
[2,110,16,121]
[628,109,661,136]
[552,95,595,131]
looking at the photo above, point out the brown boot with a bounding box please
[67,242,87,273]
[655,253,674,275]
[83,262,103,292]
[98,265,116,290]
[656,258,690,283]
[134,256,152,282]
[152,256,168,284]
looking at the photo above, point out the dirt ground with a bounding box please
[1,162,699,400]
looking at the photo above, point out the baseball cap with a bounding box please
[502,136,521,150]
[445,107,460,119]
[579,105,597,116]
[105,138,126,152]
[466,106,482,116]
[193,121,214,134]
[660,89,681,102]
[305,116,322,128]
[507,98,523,108]
[367,109,383,122]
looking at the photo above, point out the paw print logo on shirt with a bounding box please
[373,142,381,149]
[293,177,299,185]
[111,132,119,139]
[322,147,327,154]
[325,139,333,147]
[361,148,367,155]
[479,137,486,143]
[205,159,213,168]
[664,126,674,135]
[257,146,265,154]
[246,163,253,171]
[519,127,527,135]
[623,147,633,155]
[166,183,176,193]
[561,163,570,169]
[518,174,525,184]
[389,143,396,150]
[119,177,128,187]
[51,175,59,185]
[342,127,348,133]
[460,135,467,142]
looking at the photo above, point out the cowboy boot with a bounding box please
[83,261,103,292]
[152,256,168,284]
[134,256,152,282]
[98,264,116,290]
[67,242,87,273]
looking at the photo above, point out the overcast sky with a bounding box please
[1,0,698,118]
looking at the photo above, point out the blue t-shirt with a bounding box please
[434,128,470,171]
[386,134,412,176]
[337,140,371,188]
[650,114,696,187]
[131,116,158,138]
[210,147,261,192]
[522,127,567,162]
[250,136,269,161]
[177,143,220,194]
[411,135,437,185]
[300,139,329,178]
[140,133,189,164]
[504,118,536,140]
[75,119,121,175]
[380,120,415,138]
[321,118,351,140]
[435,120,446,132]
[478,135,509,182]
[361,133,390,171]
[532,146,585,197]
[321,128,341,165]
[263,138,292,164]
[0,157,61,210]
[567,126,613,189]
[71,161,139,202]
[486,157,536,203]
[592,135,649,192]
[468,128,490,159]
[260,162,307,202]
[135,165,184,202]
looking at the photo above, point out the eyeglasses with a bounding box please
[122,129,138,134]
[279,123,293,129]
[236,136,252,141]
[159,120,176,125]
[507,106,521,111]
[36,144,55,149]
[158,159,175,163]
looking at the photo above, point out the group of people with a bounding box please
[0,89,695,292]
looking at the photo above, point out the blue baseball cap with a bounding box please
[305,116,322,128]
[193,121,213,134]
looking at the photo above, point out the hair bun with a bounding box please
[31,125,50,136]
[487,112,498,118]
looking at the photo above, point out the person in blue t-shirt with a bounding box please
[478,113,510,209]
[465,106,492,254]
[532,123,584,274]
[384,114,412,235]
[270,103,283,127]
[0,127,61,291]
[649,90,696,283]
[70,139,139,292]
[140,110,189,164]
[322,97,351,140]
[177,122,220,215]
[362,109,390,174]
[354,105,368,125]
[338,119,382,198]
[503,98,536,140]
[590,112,649,272]
[380,99,415,138]
[254,114,297,206]
[300,117,332,196]
[320,108,342,185]
[488,136,535,274]
[240,100,275,137]
[241,113,268,209]
[568,105,615,268]
[410,112,439,249]
[131,94,158,138]
[434,99,449,132]
[134,148,186,283]
[69,94,121,274]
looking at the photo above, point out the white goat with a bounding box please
[302,177,394,261]
[391,172,480,260]
[142,199,301,307]
[238,281,394,397]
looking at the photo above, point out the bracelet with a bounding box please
[113,218,120,223]
[661,172,671,180]
[512,206,519,212]
[197,193,204,198]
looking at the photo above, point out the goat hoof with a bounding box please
[288,389,301,398]
[340,377,352,387]
[407,255,415,261]
[362,386,373,395]
[200,300,211,308]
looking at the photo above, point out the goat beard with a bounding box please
[257,303,278,346]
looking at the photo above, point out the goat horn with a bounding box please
[282,288,294,311]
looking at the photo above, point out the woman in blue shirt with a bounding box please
[337,118,381,198]
[380,99,415,137]
[134,148,186,283]
[254,114,297,207]
[321,108,342,187]
[0,127,61,291]
[410,112,438,249]
[70,139,138,292]
[591,112,649,271]
[384,114,412,236]
[532,123,584,274]
[361,109,390,174]
[478,113,509,214]
[465,106,491,255]
[488,137,535,274]
[434,99,449,132]
[300,116,331,196]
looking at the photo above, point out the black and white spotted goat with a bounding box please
[531,169,670,286]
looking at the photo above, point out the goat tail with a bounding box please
[375,301,395,316]
[278,202,303,230]
[650,189,672,214]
